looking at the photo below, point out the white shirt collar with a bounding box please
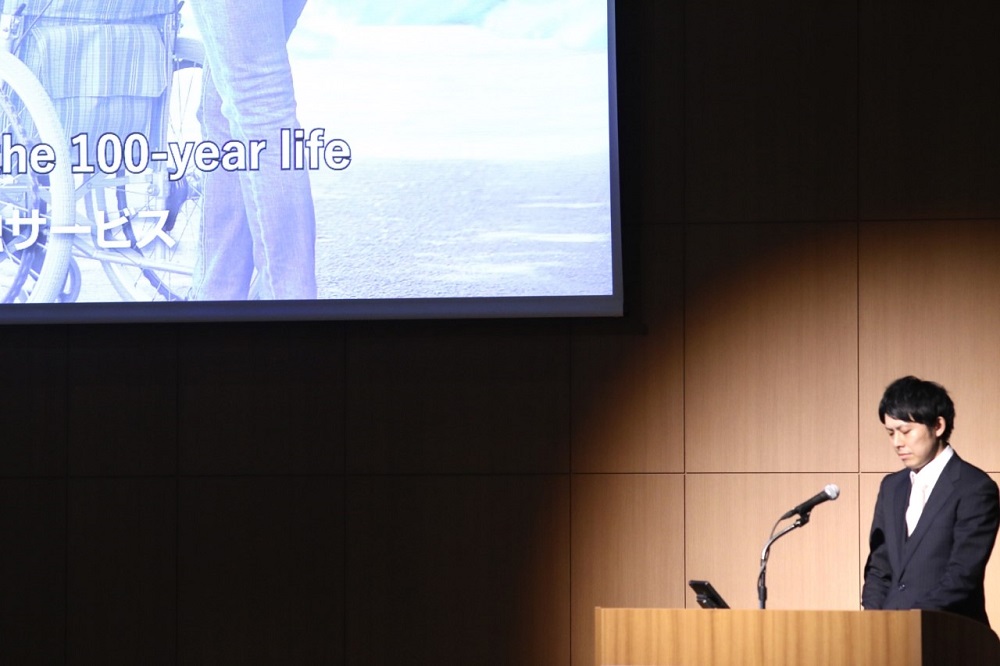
[910,444,954,490]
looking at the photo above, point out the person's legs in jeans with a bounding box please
[192,65,254,300]
[191,0,316,300]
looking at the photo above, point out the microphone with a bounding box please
[780,484,840,520]
[759,483,840,609]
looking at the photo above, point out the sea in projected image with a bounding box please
[310,155,612,300]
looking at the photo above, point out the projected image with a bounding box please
[0,0,617,319]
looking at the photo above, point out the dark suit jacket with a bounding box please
[862,452,1000,626]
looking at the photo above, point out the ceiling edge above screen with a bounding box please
[0,0,621,324]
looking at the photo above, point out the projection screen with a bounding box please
[0,0,620,323]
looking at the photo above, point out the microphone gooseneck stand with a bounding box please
[757,511,812,610]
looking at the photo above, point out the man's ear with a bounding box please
[934,416,947,438]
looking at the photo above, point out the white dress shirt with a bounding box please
[906,444,954,536]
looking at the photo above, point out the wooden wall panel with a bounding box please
[67,478,176,663]
[571,473,685,666]
[346,322,570,474]
[687,473,861,612]
[68,325,176,475]
[13,0,1000,662]
[347,475,570,666]
[859,0,1000,220]
[178,477,345,663]
[686,223,858,472]
[572,225,684,473]
[177,322,346,475]
[685,0,857,222]
[0,479,65,663]
[859,221,1000,472]
[614,1,684,226]
[0,326,67,476]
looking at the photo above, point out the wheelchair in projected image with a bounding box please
[0,0,203,303]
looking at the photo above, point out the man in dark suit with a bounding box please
[862,376,1000,626]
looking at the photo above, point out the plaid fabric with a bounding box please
[14,13,169,155]
[20,24,166,99]
[1,0,175,20]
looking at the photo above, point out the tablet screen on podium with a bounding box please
[688,580,730,609]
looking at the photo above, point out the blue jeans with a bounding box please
[190,0,317,300]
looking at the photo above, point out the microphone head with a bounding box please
[825,484,841,500]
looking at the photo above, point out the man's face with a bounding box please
[883,415,947,471]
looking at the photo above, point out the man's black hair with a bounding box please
[878,376,955,442]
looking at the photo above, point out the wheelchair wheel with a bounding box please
[96,37,204,302]
[0,50,75,304]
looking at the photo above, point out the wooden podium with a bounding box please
[595,608,1000,665]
